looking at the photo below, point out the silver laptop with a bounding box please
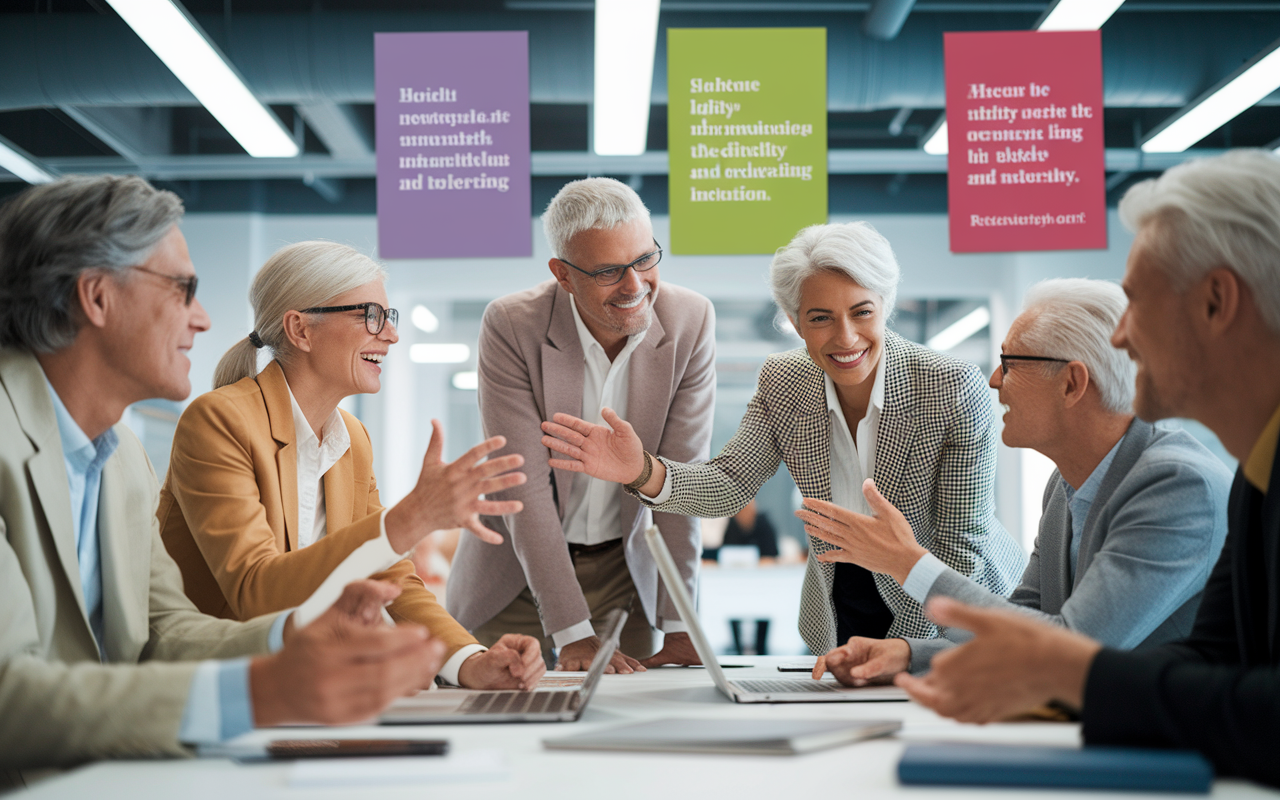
[378,608,625,724]
[645,526,909,704]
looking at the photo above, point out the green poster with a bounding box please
[668,28,828,255]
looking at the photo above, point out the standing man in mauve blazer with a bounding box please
[447,177,716,672]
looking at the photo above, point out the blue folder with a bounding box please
[898,743,1214,794]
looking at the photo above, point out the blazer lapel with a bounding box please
[1076,419,1154,584]
[873,333,917,505]
[97,435,150,661]
[256,362,300,550]
[622,312,674,531]
[324,452,356,532]
[1040,479,1073,610]
[542,286,584,519]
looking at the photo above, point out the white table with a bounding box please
[22,657,1276,800]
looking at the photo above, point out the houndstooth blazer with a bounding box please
[633,330,1026,654]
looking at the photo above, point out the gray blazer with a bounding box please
[0,349,275,773]
[447,280,717,636]
[634,332,1026,654]
[907,419,1233,672]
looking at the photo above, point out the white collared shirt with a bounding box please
[825,349,887,519]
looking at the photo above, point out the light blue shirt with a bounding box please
[43,375,287,745]
[1062,435,1125,581]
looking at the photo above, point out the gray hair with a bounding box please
[770,222,900,320]
[1018,278,1135,414]
[0,174,183,352]
[1119,148,1280,333]
[542,177,651,261]
[213,241,387,389]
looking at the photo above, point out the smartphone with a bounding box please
[266,739,449,759]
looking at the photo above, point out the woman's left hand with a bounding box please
[795,479,928,584]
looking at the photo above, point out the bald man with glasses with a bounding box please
[446,177,717,673]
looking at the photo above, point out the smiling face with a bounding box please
[989,313,1066,450]
[304,279,399,397]
[550,218,660,350]
[100,225,210,402]
[793,269,886,397]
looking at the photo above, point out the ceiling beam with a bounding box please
[57,105,173,163]
[864,0,919,40]
[295,101,372,159]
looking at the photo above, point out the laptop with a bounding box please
[645,526,909,704]
[378,608,625,724]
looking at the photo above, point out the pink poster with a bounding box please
[945,31,1106,253]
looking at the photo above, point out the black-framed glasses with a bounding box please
[558,239,663,287]
[301,302,399,335]
[131,266,198,306]
[999,354,1071,376]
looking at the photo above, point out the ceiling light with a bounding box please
[593,0,661,156]
[451,371,479,391]
[410,343,470,364]
[411,305,440,333]
[105,0,299,158]
[1036,0,1126,32]
[927,306,990,352]
[0,137,54,184]
[923,121,948,155]
[1144,38,1280,153]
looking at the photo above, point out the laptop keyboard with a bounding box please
[734,679,841,694]
[459,690,576,715]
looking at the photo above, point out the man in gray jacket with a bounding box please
[799,278,1232,683]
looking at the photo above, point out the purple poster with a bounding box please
[375,32,531,258]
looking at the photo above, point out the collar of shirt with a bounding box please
[1062,434,1125,506]
[569,292,647,366]
[44,373,119,476]
[1244,401,1280,493]
[823,342,887,422]
[285,383,351,467]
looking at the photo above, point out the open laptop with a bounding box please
[645,526,908,704]
[378,608,625,724]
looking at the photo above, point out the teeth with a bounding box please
[615,296,646,309]
[831,350,866,364]
[361,353,383,363]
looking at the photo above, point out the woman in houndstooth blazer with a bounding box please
[542,222,1026,656]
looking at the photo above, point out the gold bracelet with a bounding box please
[625,450,654,491]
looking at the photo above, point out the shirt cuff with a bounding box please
[551,619,597,649]
[902,553,947,604]
[268,611,289,652]
[178,658,254,745]
[635,462,673,504]
[659,619,687,634]
[437,643,487,686]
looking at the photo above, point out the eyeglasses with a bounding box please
[301,302,399,335]
[999,354,1071,376]
[131,266,198,306]
[558,239,663,287]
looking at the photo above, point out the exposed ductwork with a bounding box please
[1,10,1278,112]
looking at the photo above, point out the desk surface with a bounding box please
[24,657,1276,800]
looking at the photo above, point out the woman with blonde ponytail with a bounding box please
[158,241,547,691]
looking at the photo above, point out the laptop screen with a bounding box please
[574,606,627,703]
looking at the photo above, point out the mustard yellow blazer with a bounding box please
[158,360,477,657]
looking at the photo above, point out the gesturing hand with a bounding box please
[795,480,928,584]
[387,419,527,549]
[813,637,910,686]
[541,408,646,485]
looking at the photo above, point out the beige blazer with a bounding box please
[158,360,477,657]
[0,348,275,772]
[447,280,717,635]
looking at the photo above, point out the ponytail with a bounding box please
[213,336,261,389]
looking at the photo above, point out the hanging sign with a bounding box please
[668,28,828,255]
[945,30,1106,253]
[375,31,531,258]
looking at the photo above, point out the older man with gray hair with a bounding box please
[805,277,1231,685]
[446,177,716,672]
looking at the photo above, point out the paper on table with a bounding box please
[287,750,509,787]
[293,532,404,629]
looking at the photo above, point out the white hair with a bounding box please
[1119,148,1280,333]
[213,241,387,389]
[542,177,651,261]
[1018,278,1135,414]
[770,222,900,320]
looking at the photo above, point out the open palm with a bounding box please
[540,407,646,485]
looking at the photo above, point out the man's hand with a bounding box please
[457,635,547,691]
[795,481,928,584]
[640,632,701,667]
[555,636,646,674]
[250,585,445,727]
[895,598,1101,723]
[281,579,401,645]
[541,408,646,485]
[813,637,909,686]
[386,419,527,548]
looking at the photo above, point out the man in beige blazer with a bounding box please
[0,175,445,784]
[447,177,716,671]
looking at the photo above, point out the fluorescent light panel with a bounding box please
[410,343,470,364]
[593,0,661,156]
[411,305,440,333]
[0,139,53,184]
[451,371,479,391]
[923,0,1124,156]
[927,306,990,352]
[1144,39,1280,153]
[105,0,298,158]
